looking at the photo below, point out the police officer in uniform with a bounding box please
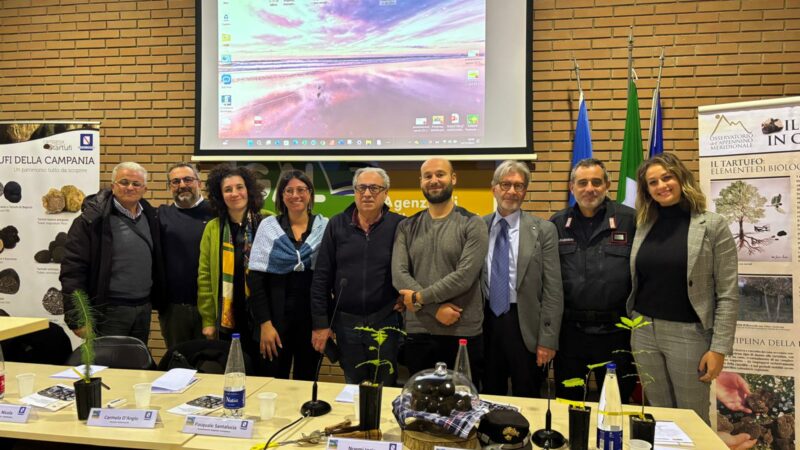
[550,158,637,401]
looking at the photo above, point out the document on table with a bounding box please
[50,365,107,379]
[21,384,75,411]
[151,368,198,394]
[167,394,223,416]
[335,384,359,403]
[654,420,694,447]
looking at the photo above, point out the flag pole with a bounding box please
[647,48,665,152]
[627,26,634,88]
[573,56,583,96]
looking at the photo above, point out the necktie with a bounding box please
[490,218,510,317]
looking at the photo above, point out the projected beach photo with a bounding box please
[738,275,793,324]
[217,0,485,140]
[709,177,792,262]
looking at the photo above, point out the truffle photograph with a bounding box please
[3,181,22,203]
[41,185,85,214]
[33,231,68,264]
[0,268,20,294]
[0,225,20,253]
[41,287,64,315]
[718,372,795,450]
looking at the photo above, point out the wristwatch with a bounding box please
[412,291,423,309]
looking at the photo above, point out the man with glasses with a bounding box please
[481,160,563,397]
[550,158,637,402]
[60,161,165,345]
[157,163,214,349]
[392,158,488,384]
[310,167,405,385]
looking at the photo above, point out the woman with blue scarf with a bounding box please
[248,170,328,380]
[198,164,264,370]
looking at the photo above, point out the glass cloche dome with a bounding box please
[402,362,479,416]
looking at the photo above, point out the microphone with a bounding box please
[532,361,565,449]
[301,277,347,417]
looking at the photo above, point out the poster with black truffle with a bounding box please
[0,122,99,348]
[699,97,799,450]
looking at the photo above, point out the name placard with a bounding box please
[181,415,254,438]
[326,437,403,450]
[86,408,158,429]
[0,404,31,423]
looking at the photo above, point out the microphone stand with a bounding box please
[532,361,566,449]
[301,278,348,417]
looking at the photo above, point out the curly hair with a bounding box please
[635,152,706,226]
[205,164,264,219]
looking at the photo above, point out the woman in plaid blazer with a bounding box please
[626,152,738,424]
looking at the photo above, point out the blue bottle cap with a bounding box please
[232,333,240,339]
[606,363,616,369]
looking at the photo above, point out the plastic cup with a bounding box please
[133,383,152,409]
[16,373,35,398]
[258,392,277,420]
[629,439,652,450]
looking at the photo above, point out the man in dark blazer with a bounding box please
[481,160,563,397]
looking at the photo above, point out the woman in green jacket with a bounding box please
[197,164,264,366]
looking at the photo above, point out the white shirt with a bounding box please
[486,209,520,304]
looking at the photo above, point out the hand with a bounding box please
[393,294,406,312]
[399,289,416,311]
[717,432,757,450]
[202,326,216,340]
[312,328,333,353]
[536,345,556,367]
[716,372,752,413]
[435,303,462,326]
[698,351,725,382]
[71,327,86,339]
[260,321,282,360]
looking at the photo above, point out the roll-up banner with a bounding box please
[699,97,799,450]
[0,121,100,348]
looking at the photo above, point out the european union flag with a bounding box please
[569,92,593,206]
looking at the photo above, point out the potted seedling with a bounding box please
[354,325,405,432]
[559,361,610,450]
[67,290,102,420]
[615,315,657,446]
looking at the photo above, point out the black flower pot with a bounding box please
[568,406,591,450]
[359,382,383,431]
[630,413,656,447]
[74,377,102,421]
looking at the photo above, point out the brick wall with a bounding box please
[1,0,799,375]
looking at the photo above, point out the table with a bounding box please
[0,316,48,340]
[0,362,728,450]
[0,362,271,449]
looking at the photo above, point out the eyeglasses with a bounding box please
[283,187,310,196]
[574,178,606,188]
[498,182,526,193]
[169,176,198,186]
[115,179,145,189]
[354,184,386,195]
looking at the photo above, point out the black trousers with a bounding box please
[483,304,545,397]
[554,321,636,402]
[260,306,318,381]
[403,332,484,390]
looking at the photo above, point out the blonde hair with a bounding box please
[635,153,706,226]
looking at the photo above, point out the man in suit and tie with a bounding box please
[482,160,563,397]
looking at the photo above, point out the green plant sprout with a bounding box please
[67,290,96,382]
[560,360,611,409]
[615,315,655,420]
[354,325,406,385]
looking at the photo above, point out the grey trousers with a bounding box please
[96,303,152,346]
[158,303,204,350]
[630,312,713,425]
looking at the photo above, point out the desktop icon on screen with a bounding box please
[247,140,254,147]
[253,116,262,127]
[467,114,479,125]
[432,115,444,125]
[467,70,479,80]
[221,33,232,42]
[415,117,428,126]
[221,54,232,64]
[467,49,479,57]
[450,113,460,124]
[221,95,232,106]
[221,74,232,85]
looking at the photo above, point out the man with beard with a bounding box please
[392,158,488,382]
[157,162,214,349]
[549,158,637,401]
[482,160,563,397]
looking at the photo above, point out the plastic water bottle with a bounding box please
[597,363,623,450]
[223,333,246,417]
[454,338,472,383]
[0,344,5,400]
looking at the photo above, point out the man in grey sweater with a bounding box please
[392,158,489,383]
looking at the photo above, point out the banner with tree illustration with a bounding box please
[699,97,799,450]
